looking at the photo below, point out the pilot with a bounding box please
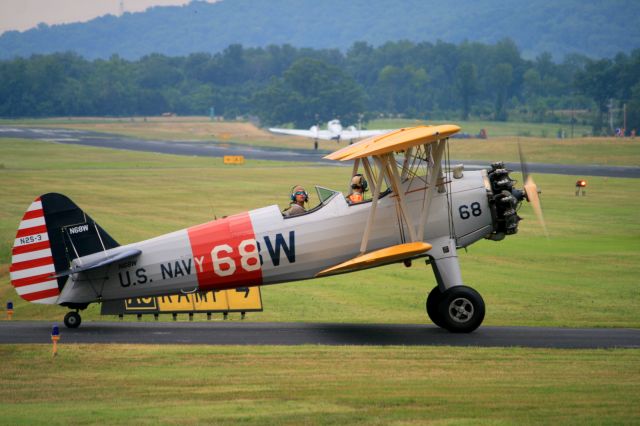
[283,185,308,217]
[347,174,368,204]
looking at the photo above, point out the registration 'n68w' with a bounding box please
[188,213,264,290]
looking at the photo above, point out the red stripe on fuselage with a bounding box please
[187,212,263,291]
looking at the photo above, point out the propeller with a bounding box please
[518,143,548,237]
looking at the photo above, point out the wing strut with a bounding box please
[361,158,376,195]
[384,153,418,243]
[418,139,447,238]
[360,152,419,255]
[360,159,387,254]
[331,125,461,257]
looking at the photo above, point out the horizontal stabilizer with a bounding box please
[315,242,432,278]
[53,248,142,278]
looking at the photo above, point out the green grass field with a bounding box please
[1,345,638,425]
[1,136,638,327]
[1,133,639,424]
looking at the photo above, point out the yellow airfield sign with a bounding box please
[223,155,245,165]
[156,294,195,311]
[101,287,262,315]
[192,290,229,311]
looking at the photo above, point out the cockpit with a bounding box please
[282,182,390,219]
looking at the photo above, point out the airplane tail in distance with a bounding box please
[9,193,120,304]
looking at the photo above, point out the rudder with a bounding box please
[10,193,119,304]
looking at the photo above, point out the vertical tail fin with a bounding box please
[10,193,119,304]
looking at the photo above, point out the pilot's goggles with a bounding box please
[294,191,306,196]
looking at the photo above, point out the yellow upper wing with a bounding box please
[324,124,461,161]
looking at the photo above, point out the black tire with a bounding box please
[426,286,446,328]
[64,311,81,329]
[437,286,485,333]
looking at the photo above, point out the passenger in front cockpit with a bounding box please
[347,174,368,204]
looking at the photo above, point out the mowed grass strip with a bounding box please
[1,137,639,327]
[0,345,638,425]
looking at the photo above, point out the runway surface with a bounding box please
[2,125,639,178]
[1,321,639,348]
[0,126,327,163]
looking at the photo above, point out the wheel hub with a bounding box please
[448,297,474,323]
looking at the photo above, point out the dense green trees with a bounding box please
[254,58,365,127]
[575,51,640,133]
[1,41,639,133]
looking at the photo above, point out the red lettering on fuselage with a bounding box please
[187,212,263,291]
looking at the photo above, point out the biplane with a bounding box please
[9,124,544,332]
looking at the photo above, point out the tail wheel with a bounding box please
[64,311,81,329]
[426,286,446,328]
[437,286,485,333]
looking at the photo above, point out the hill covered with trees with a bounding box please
[1,0,638,61]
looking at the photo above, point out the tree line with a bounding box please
[1,40,639,134]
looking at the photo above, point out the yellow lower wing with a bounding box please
[315,242,432,278]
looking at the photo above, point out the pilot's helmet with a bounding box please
[351,174,368,191]
[291,185,309,202]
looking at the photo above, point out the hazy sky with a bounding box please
[0,0,217,34]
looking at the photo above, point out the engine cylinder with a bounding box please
[486,163,523,239]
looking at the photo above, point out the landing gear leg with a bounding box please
[426,238,486,332]
[314,140,318,150]
[64,311,82,329]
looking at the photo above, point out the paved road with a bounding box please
[2,126,639,178]
[0,126,329,163]
[1,321,639,348]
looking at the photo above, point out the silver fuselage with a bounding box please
[58,170,494,304]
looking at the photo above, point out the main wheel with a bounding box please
[426,286,446,328]
[64,311,81,329]
[437,286,485,333]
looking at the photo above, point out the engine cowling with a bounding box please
[486,162,526,241]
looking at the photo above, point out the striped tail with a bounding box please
[10,194,119,305]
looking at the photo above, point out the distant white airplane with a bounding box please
[269,119,393,149]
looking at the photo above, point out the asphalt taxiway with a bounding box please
[1,321,638,348]
[2,126,639,178]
